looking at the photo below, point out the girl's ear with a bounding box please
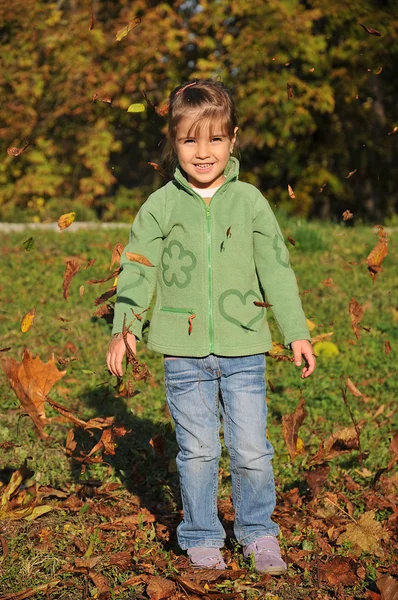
[230,127,239,153]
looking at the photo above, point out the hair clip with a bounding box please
[176,81,197,96]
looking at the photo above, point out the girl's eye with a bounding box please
[184,139,195,144]
[211,137,223,142]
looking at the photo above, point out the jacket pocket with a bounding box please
[161,307,195,315]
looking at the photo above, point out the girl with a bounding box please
[107,79,316,574]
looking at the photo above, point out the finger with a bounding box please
[293,349,302,366]
[301,351,316,378]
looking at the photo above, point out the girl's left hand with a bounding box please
[291,340,316,378]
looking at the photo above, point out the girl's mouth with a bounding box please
[194,163,214,171]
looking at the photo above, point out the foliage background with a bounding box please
[1,0,397,223]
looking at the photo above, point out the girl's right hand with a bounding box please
[106,332,137,377]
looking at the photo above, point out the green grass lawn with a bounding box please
[0,221,396,599]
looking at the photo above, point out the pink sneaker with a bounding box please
[243,536,287,575]
[187,547,227,569]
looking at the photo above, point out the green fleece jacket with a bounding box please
[112,157,311,356]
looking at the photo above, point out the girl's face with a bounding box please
[175,112,238,189]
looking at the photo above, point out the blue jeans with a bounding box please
[164,354,279,550]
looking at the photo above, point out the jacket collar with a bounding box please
[173,157,240,196]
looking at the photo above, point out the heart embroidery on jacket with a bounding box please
[218,289,265,331]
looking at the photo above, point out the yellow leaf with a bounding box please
[57,212,76,230]
[25,505,53,521]
[296,437,305,453]
[115,17,141,42]
[127,103,145,113]
[306,318,316,332]
[268,342,285,356]
[21,308,36,333]
[336,510,387,556]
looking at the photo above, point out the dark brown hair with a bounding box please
[161,79,238,174]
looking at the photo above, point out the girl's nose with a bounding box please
[195,142,210,159]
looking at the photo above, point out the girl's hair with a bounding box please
[161,79,238,174]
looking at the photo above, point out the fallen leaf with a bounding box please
[125,252,154,267]
[63,260,80,300]
[21,308,36,333]
[349,297,364,342]
[110,243,124,269]
[146,575,175,600]
[318,557,358,586]
[377,575,398,600]
[376,66,383,75]
[0,534,8,563]
[359,23,382,36]
[57,212,76,230]
[337,510,387,556]
[384,340,391,355]
[88,570,110,599]
[305,464,330,496]
[0,579,61,599]
[282,396,306,459]
[288,184,295,199]
[1,350,66,439]
[115,17,141,42]
[346,378,363,397]
[174,576,206,594]
[366,226,388,283]
[7,141,30,156]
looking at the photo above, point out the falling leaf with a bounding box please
[346,378,363,397]
[309,426,360,466]
[110,243,124,269]
[188,313,196,335]
[7,140,30,156]
[322,277,334,286]
[359,23,382,36]
[384,340,391,355]
[306,318,316,332]
[282,396,306,460]
[63,260,80,299]
[366,226,388,283]
[84,258,96,269]
[268,379,275,392]
[349,297,364,342]
[89,10,95,30]
[346,169,357,179]
[337,510,386,556]
[387,126,398,135]
[288,184,295,199]
[226,226,232,238]
[390,433,398,459]
[319,182,327,192]
[148,162,168,180]
[287,82,293,99]
[376,66,383,75]
[58,212,76,230]
[79,285,85,297]
[253,300,272,308]
[21,308,36,333]
[125,252,154,267]
[127,103,146,113]
[311,332,334,343]
[1,350,66,439]
[115,17,141,42]
[343,210,353,220]
[88,268,121,285]
[23,237,35,251]
[308,67,315,72]
[92,93,113,104]
[94,286,117,306]
[288,236,295,245]
[141,90,169,116]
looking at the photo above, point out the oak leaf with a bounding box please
[1,350,66,439]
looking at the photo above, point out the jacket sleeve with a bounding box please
[252,193,311,347]
[112,193,164,339]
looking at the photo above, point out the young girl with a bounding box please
[107,79,316,574]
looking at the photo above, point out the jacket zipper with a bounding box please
[161,307,195,314]
[206,205,214,353]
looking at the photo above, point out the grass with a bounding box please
[0,220,396,599]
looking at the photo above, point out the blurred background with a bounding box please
[1,0,397,224]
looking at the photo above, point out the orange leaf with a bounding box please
[148,162,168,180]
[1,350,66,439]
[57,212,76,230]
[146,575,175,600]
[342,210,353,220]
[125,252,154,267]
[287,184,295,199]
[349,297,364,342]
[366,226,388,283]
[21,308,36,333]
[7,141,29,157]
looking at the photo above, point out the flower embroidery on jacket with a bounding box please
[161,240,197,288]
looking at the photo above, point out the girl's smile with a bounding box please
[175,112,238,189]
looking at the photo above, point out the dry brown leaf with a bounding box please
[7,141,30,157]
[377,575,398,600]
[318,557,358,586]
[346,169,357,179]
[304,465,330,497]
[0,579,61,599]
[343,210,353,220]
[322,277,334,286]
[88,570,110,599]
[87,267,121,285]
[148,162,169,180]
[253,301,272,308]
[349,297,364,342]
[390,433,398,458]
[385,340,391,355]
[1,350,66,439]
[346,378,363,397]
[110,243,124,270]
[359,23,382,36]
[309,426,360,466]
[94,286,117,305]
[337,510,387,556]
[65,429,77,456]
[287,82,293,99]
[63,260,80,299]
[57,212,76,230]
[287,236,296,246]
[0,534,8,563]
[21,308,36,333]
[366,226,388,283]
[146,576,176,600]
[174,576,206,594]
[125,252,154,267]
[89,10,95,30]
[311,332,334,343]
[388,126,398,136]
[282,396,306,459]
